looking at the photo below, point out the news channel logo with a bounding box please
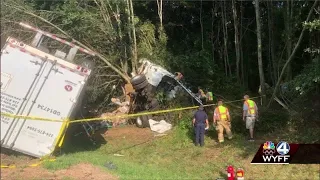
[263,141,290,156]
[276,141,290,155]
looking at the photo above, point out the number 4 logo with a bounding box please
[276,141,290,155]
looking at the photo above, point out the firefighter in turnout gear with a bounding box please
[213,99,233,143]
[243,95,258,141]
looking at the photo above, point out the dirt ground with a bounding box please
[1,163,118,180]
[103,126,155,144]
[1,126,154,180]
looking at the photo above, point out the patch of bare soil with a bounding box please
[1,163,118,180]
[1,151,36,167]
[103,125,155,144]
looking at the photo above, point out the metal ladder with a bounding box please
[174,79,203,105]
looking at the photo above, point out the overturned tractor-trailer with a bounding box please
[0,22,204,158]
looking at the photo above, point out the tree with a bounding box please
[254,0,266,103]
[128,0,138,74]
[285,0,294,81]
[267,0,319,108]
[232,0,241,84]
[267,1,277,85]
[156,0,163,30]
[200,0,204,50]
[221,1,231,77]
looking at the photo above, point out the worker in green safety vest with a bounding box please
[206,91,214,104]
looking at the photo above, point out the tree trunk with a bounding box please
[211,5,215,64]
[240,2,246,88]
[224,2,232,77]
[285,0,293,81]
[156,0,163,30]
[115,3,128,75]
[157,0,163,30]
[267,0,318,108]
[200,0,204,50]
[268,1,277,86]
[126,0,133,73]
[254,0,266,103]
[221,2,230,77]
[267,1,274,85]
[232,0,241,83]
[211,2,219,65]
[129,0,138,74]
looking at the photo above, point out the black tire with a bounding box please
[136,115,151,128]
[131,75,147,85]
[133,80,149,90]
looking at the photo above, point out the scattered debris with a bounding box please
[104,162,117,170]
[148,119,172,134]
[100,97,130,127]
[113,154,124,157]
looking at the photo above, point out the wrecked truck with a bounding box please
[0,22,95,157]
[127,59,204,128]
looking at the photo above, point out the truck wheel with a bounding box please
[133,80,148,90]
[131,75,147,85]
[135,115,150,128]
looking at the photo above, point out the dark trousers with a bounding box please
[195,123,205,146]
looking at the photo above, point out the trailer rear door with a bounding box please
[1,37,91,157]
[1,41,46,145]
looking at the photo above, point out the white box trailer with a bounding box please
[1,24,94,158]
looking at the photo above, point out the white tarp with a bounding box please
[148,119,172,133]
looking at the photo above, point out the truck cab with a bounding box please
[130,59,203,128]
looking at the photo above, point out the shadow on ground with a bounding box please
[1,147,34,159]
[53,123,108,156]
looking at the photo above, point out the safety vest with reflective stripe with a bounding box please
[207,92,213,101]
[216,105,229,121]
[245,99,256,115]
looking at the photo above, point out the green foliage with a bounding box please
[288,57,320,96]
[177,112,193,130]
[137,21,156,58]
[303,19,320,31]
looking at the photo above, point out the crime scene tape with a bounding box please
[1,158,56,168]
[0,96,263,123]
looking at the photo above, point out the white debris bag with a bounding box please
[148,119,172,133]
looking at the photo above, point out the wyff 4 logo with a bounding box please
[262,141,290,163]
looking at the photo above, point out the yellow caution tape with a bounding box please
[1,158,56,168]
[0,113,64,122]
[0,96,263,123]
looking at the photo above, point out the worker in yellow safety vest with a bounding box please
[206,91,214,103]
[213,99,233,143]
[243,95,258,142]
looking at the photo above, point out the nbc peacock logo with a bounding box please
[263,141,275,156]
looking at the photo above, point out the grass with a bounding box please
[42,122,320,180]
